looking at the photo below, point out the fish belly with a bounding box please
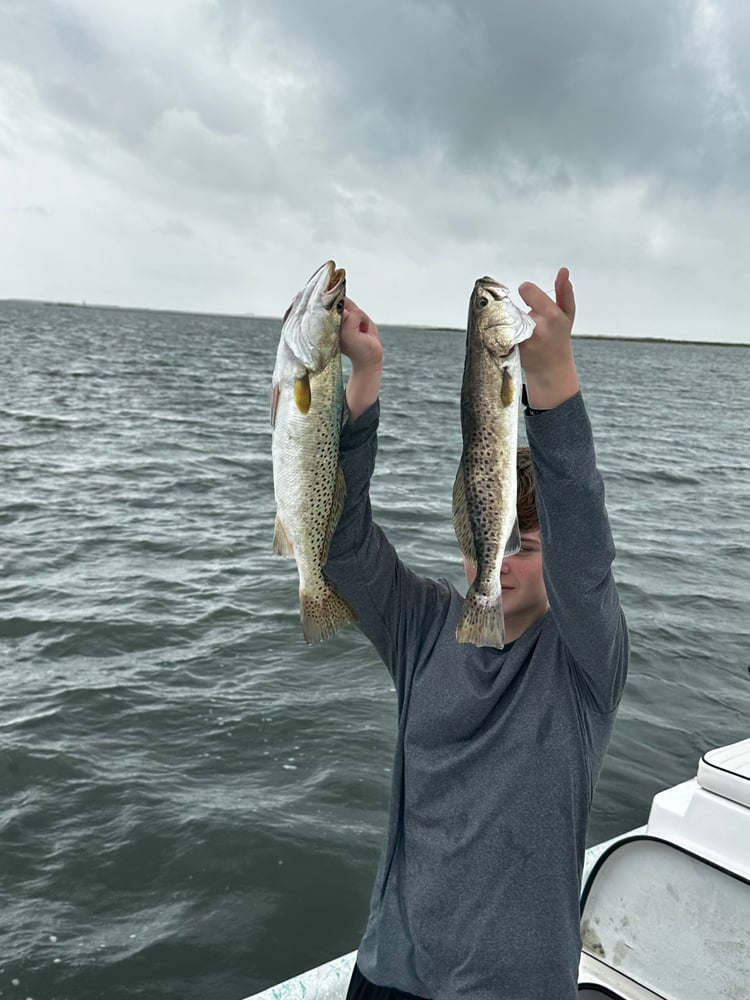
[272,361,355,642]
[454,351,522,648]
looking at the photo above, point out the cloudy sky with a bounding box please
[1,0,748,341]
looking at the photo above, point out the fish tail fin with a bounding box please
[300,582,357,644]
[455,589,505,648]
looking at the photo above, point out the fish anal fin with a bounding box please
[273,514,295,557]
[452,458,477,565]
[504,517,521,557]
[295,373,312,414]
[300,582,357,643]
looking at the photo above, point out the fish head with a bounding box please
[469,276,535,357]
[280,261,347,374]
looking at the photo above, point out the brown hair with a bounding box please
[516,446,538,532]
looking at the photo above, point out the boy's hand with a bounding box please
[517,268,579,410]
[340,297,383,422]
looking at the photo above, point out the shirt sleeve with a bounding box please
[525,391,629,713]
[324,401,452,698]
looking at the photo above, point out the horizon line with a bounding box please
[1,297,747,349]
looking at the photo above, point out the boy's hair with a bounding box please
[516,447,539,532]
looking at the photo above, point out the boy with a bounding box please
[324,269,629,1000]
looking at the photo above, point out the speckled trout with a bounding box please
[271,261,356,643]
[453,277,535,648]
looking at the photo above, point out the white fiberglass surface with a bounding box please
[581,837,750,1000]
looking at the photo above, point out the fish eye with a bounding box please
[478,296,489,308]
[336,299,344,314]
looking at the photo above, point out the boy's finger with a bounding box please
[554,268,576,321]
[518,281,555,316]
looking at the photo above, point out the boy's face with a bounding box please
[498,529,547,627]
[463,528,548,640]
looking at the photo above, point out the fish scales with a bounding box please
[453,277,534,648]
[271,261,356,643]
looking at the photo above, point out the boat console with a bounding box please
[577,738,750,999]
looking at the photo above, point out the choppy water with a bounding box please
[1,300,748,1000]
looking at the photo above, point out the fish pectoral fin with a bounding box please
[271,383,280,428]
[452,458,477,565]
[504,517,521,557]
[294,372,312,414]
[500,366,515,407]
[320,464,347,564]
[272,514,295,557]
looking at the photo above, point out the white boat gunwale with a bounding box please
[579,831,750,915]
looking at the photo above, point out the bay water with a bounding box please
[1,301,748,1000]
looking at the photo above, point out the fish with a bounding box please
[271,260,357,643]
[452,276,535,648]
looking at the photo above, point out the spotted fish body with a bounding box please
[453,277,535,648]
[271,261,356,643]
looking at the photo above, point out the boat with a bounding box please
[244,737,750,1000]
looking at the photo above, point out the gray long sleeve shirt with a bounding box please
[324,391,629,1000]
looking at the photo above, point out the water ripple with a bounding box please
[1,303,748,999]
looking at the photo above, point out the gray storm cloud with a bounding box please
[219,0,750,193]
[0,0,748,338]
[6,0,748,192]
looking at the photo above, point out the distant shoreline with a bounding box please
[379,326,748,349]
[573,334,747,347]
[1,298,747,349]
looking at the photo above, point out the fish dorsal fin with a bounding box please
[320,463,347,564]
[273,513,295,557]
[452,458,477,566]
[295,373,311,414]
[504,517,521,557]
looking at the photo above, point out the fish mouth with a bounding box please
[474,277,509,301]
[310,260,346,294]
[327,263,346,292]
[290,260,346,318]
[314,260,346,310]
[471,275,534,350]
[479,324,519,358]
[472,277,511,316]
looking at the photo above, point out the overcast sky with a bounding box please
[1,0,748,341]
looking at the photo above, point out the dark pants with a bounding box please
[346,963,430,1000]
